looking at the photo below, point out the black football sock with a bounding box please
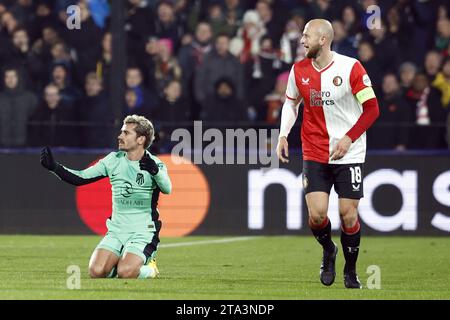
[340,220,361,273]
[309,217,334,252]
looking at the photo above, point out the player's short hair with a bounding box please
[123,115,155,149]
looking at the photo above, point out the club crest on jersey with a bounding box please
[136,173,144,186]
[333,76,342,86]
[301,77,310,85]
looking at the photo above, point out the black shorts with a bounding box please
[302,160,364,199]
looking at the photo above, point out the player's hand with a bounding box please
[139,153,159,175]
[40,146,57,171]
[276,136,289,163]
[330,135,352,161]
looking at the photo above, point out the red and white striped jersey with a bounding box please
[286,51,372,164]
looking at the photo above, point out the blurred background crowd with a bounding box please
[0,0,449,151]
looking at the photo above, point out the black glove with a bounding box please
[40,146,57,171]
[139,153,159,175]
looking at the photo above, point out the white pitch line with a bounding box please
[159,236,258,248]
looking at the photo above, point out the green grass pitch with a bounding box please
[0,235,449,299]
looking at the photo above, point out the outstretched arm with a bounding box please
[40,147,107,186]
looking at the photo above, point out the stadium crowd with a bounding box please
[0,0,449,150]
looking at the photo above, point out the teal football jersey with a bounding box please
[64,151,171,233]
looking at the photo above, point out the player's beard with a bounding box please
[306,44,321,59]
[118,140,127,151]
[118,140,140,152]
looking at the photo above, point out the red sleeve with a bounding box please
[345,97,380,142]
[350,61,371,95]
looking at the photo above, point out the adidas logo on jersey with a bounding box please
[301,77,310,85]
